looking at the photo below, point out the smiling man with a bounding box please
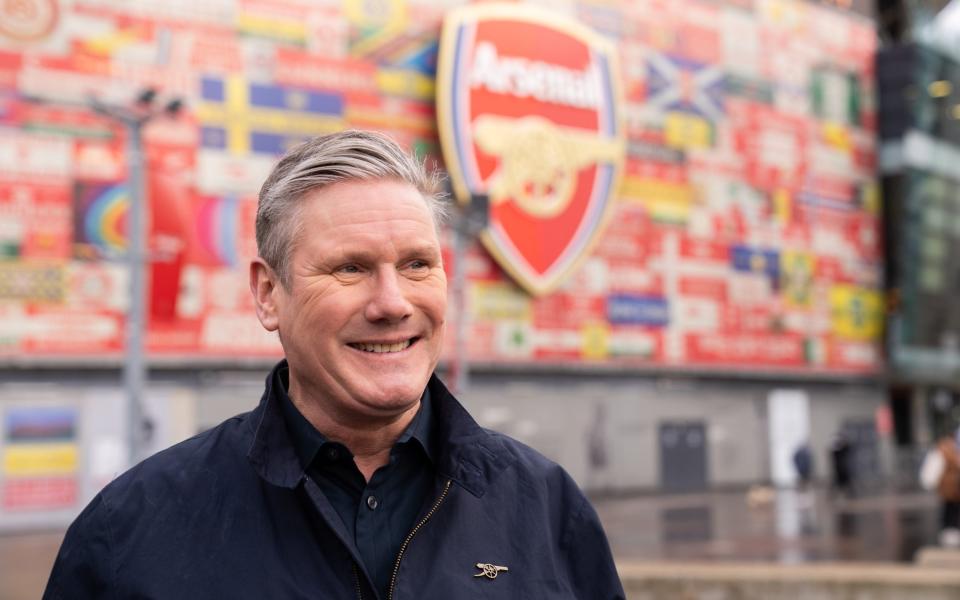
[44,130,625,599]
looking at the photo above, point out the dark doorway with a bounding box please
[841,418,881,491]
[659,421,708,492]
[890,386,913,447]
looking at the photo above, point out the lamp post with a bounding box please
[448,191,488,394]
[88,90,182,465]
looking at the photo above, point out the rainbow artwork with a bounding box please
[193,195,240,267]
[72,183,128,258]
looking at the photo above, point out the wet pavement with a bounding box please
[0,487,943,600]
[593,487,942,565]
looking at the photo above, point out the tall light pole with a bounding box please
[448,191,487,394]
[89,90,182,465]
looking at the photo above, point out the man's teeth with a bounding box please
[352,340,412,353]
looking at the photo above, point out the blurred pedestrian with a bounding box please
[792,441,817,532]
[44,131,625,599]
[792,441,814,491]
[586,403,610,493]
[829,432,853,498]
[934,429,960,547]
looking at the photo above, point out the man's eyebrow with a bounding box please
[328,248,377,264]
[325,244,440,264]
[401,243,442,258]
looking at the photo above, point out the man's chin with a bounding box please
[352,379,427,413]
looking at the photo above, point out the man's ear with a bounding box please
[250,258,281,332]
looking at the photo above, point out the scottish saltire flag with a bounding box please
[645,52,726,122]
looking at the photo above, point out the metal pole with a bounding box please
[123,118,148,465]
[451,210,469,394]
[448,193,487,394]
[27,90,176,467]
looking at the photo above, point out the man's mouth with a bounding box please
[347,338,418,354]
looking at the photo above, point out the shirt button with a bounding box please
[325,447,339,461]
[366,495,379,510]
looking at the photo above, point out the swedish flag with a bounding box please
[198,76,345,155]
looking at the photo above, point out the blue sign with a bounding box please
[731,245,779,283]
[607,294,669,326]
[5,406,77,443]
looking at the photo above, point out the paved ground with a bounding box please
[0,529,64,600]
[595,487,941,564]
[0,487,942,599]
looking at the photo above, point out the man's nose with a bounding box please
[365,266,414,323]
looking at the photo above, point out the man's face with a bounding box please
[254,179,447,420]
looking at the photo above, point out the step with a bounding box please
[617,561,960,600]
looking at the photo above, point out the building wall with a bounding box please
[0,374,196,531]
[0,368,886,529]
[456,372,885,491]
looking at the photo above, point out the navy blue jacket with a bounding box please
[45,370,625,599]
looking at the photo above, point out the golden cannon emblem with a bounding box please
[473,562,509,579]
[473,115,622,219]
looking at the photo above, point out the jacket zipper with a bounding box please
[387,479,453,600]
[352,562,363,600]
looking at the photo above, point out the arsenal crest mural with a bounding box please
[0,0,882,374]
[436,4,626,295]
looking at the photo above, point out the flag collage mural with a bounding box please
[0,0,881,374]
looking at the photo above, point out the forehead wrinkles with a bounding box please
[298,210,439,257]
[291,180,438,250]
[311,179,439,226]
[314,209,437,241]
[333,206,433,227]
[315,194,434,229]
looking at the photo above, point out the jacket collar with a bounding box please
[427,373,509,498]
[246,362,508,497]
[245,361,303,489]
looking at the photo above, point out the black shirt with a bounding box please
[275,366,436,599]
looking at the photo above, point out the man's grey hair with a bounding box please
[256,129,448,288]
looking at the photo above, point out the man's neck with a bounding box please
[290,391,420,482]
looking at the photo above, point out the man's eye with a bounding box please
[409,260,429,270]
[338,264,362,274]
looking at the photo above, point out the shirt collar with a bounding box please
[274,363,436,470]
